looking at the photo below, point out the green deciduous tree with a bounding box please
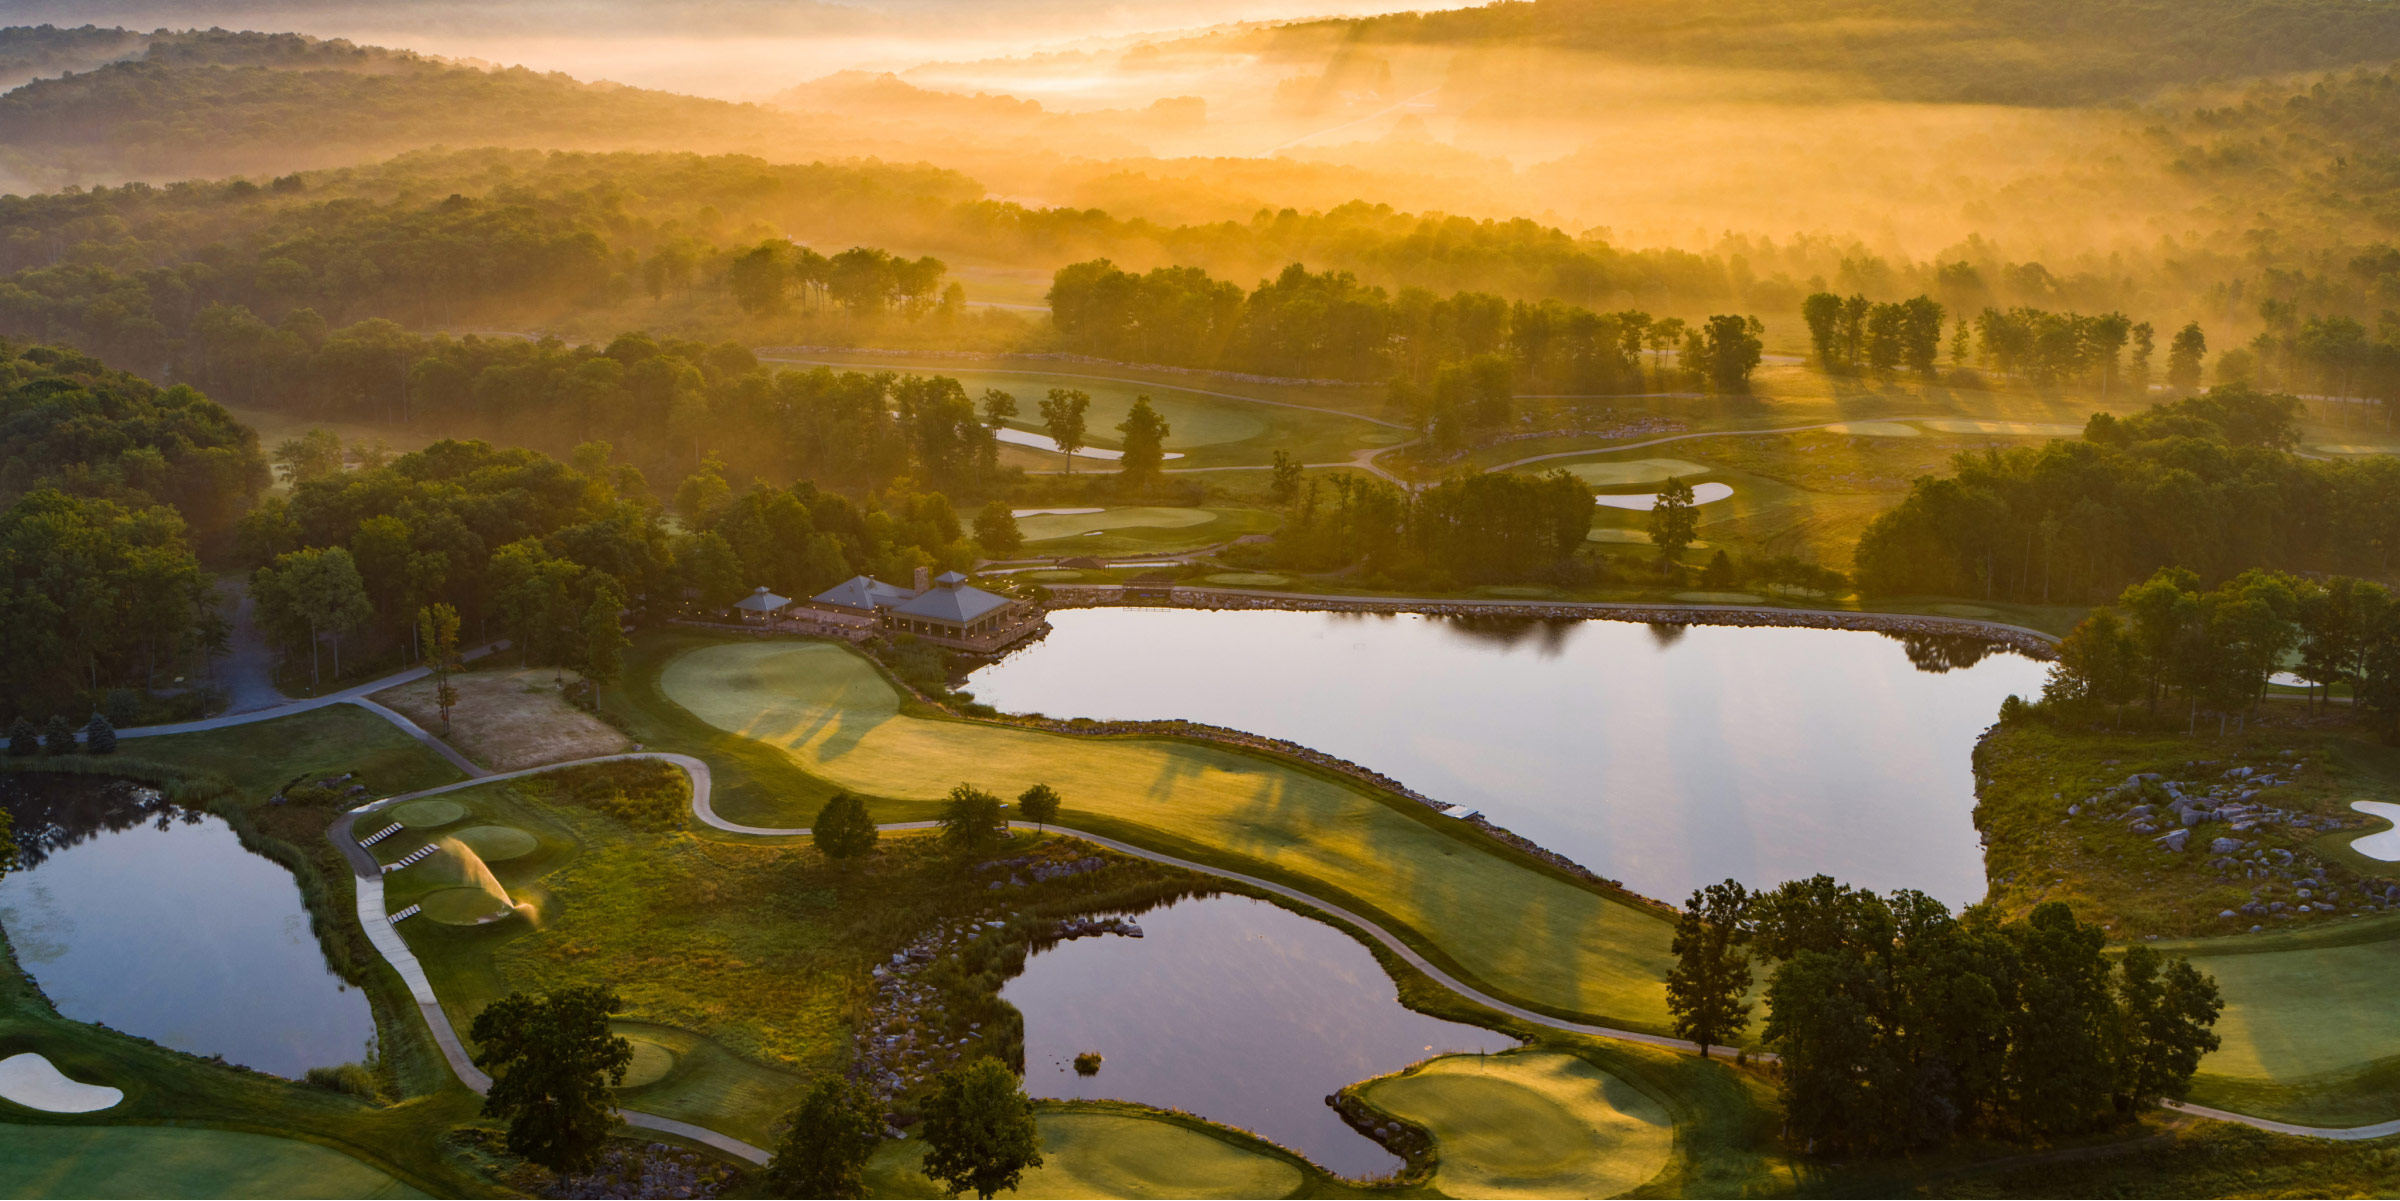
[939,783,1007,855]
[1649,477,1698,563]
[811,791,879,862]
[973,502,1022,558]
[1666,879,1752,1057]
[1016,783,1061,832]
[1038,389,1090,474]
[580,581,629,693]
[1114,396,1171,490]
[251,545,373,690]
[765,1076,884,1199]
[468,986,633,1173]
[418,603,462,734]
[919,1058,1044,1200]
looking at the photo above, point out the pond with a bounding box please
[1004,893,1512,1179]
[966,609,2050,905]
[0,774,375,1078]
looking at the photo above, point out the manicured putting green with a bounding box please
[390,799,464,828]
[1204,572,1290,586]
[451,824,538,861]
[2188,933,2400,1080]
[1360,1051,1672,1199]
[418,886,517,925]
[1019,507,1216,541]
[0,1123,428,1199]
[1555,457,1713,487]
[867,1110,1301,1199]
[659,641,1677,1026]
[617,1031,679,1089]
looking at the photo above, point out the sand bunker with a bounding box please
[1011,507,1103,517]
[2352,802,2400,861]
[994,427,1185,461]
[0,1053,122,1113]
[1593,482,1734,510]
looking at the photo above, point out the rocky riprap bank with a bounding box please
[2059,757,2399,928]
[1040,586,2060,661]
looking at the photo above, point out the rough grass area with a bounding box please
[1909,1118,2400,1198]
[1358,1050,1674,1198]
[1975,710,2400,1112]
[0,1122,430,1199]
[655,636,1680,1031]
[864,1103,1311,1199]
[386,768,1205,1146]
[1972,713,2395,939]
[373,666,629,771]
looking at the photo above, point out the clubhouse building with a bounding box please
[807,567,1044,653]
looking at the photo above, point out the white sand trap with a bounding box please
[1821,421,1922,437]
[1919,419,2082,437]
[0,1053,123,1113]
[994,427,1184,461]
[2352,802,2400,862]
[1594,482,1733,510]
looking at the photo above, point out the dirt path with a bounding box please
[210,577,285,715]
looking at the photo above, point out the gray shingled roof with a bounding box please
[889,581,1014,625]
[734,587,791,612]
[812,575,917,611]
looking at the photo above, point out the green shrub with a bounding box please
[552,760,689,831]
[303,1061,381,1101]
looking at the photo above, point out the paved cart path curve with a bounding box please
[317,743,2394,1162]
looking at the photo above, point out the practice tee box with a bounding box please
[452,824,538,862]
[391,799,465,828]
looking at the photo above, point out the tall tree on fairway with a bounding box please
[1666,879,1752,1057]
[766,1076,884,1198]
[920,1058,1043,1200]
[1038,389,1091,474]
[468,986,634,1173]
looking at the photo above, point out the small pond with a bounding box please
[968,609,2050,905]
[1003,893,1512,1179]
[0,774,375,1077]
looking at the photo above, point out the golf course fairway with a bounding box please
[865,1108,1304,1198]
[659,639,1678,1027]
[0,1124,427,1199]
[1359,1051,1674,1198]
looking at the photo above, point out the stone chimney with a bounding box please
[913,566,931,593]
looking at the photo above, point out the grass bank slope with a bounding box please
[655,638,1677,1030]
[0,1123,429,1199]
[1360,1050,1674,1199]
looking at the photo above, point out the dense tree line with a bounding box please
[0,151,967,383]
[1048,257,1763,391]
[0,338,264,712]
[1667,875,2220,1155]
[241,432,1007,684]
[2041,567,2400,735]
[1854,386,2400,601]
[1262,468,1593,586]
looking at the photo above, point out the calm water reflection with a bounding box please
[1005,893,1512,1179]
[968,610,2049,905]
[0,774,374,1077]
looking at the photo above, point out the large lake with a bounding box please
[968,609,2049,905]
[0,774,375,1077]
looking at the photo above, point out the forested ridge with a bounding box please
[1290,0,2400,105]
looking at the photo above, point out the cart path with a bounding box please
[326,741,2387,1159]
